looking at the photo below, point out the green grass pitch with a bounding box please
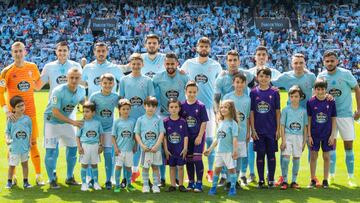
[0,91,359,203]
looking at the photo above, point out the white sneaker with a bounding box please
[348,178,357,187]
[93,183,102,190]
[81,183,89,191]
[152,185,160,193]
[142,185,150,193]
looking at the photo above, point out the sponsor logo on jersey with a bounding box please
[130,96,143,106]
[121,130,132,138]
[86,130,97,138]
[186,116,197,128]
[15,131,27,139]
[63,104,75,113]
[217,130,226,138]
[289,122,301,131]
[316,112,328,123]
[329,88,342,97]
[56,75,67,84]
[100,109,112,118]
[237,111,245,122]
[166,90,179,99]
[195,74,208,84]
[168,132,181,144]
[145,71,156,78]
[17,81,31,92]
[145,131,157,140]
[256,101,270,114]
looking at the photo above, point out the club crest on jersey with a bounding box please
[121,130,132,138]
[86,130,97,138]
[51,96,58,104]
[130,96,143,106]
[0,79,5,87]
[195,74,208,84]
[15,131,27,139]
[100,109,112,118]
[168,132,181,144]
[289,122,301,131]
[56,75,67,84]
[316,112,328,123]
[145,131,157,140]
[217,130,226,138]
[329,88,342,97]
[256,101,270,114]
[166,90,179,99]
[17,81,31,92]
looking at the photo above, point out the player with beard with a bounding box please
[153,52,189,186]
[317,50,360,187]
[82,42,124,97]
[141,34,166,78]
[180,37,222,183]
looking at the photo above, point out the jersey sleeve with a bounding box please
[40,65,50,84]
[119,78,125,97]
[245,98,251,118]
[344,71,358,89]
[303,109,308,125]
[112,121,117,137]
[271,73,287,88]
[0,69,8,107]
[180,60,189,73]
[158,119,165,133]
[82,66,89,81]
[232,121,238,137]
[99,122,104,135]
[183,120,189,138]
[134,118,141,135]
[306,101,312,116]
[331,100,337,117]
[32,64,41,81]
[250,91,256,111]
[200,104,209,122]
[76,128,83,137]
[50,89,62,110]
[215,75,223,94]
[274,90,281,110]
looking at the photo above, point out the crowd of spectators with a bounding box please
[0,0,359,81]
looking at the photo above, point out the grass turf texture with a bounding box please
[0,90,359,203]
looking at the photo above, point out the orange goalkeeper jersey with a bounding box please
[0,62,40,117]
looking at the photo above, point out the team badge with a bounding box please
[51,96,58,104]
[0,79,5,87]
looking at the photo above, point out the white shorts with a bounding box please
[103,131,113,148]
[237,141,247,158]
[44,122,77,148]
[206,108,216,137]
[9,153,29,166]
[282,135,303,157]
[79,143,100,165]
[141,150,162,168]
[115,151,134,167]
[215,152,236,169]
[335,117,355,141]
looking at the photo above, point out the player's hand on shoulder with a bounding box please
[6,111,16,122]
[72,120,83,128]
[325,93,334,101]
